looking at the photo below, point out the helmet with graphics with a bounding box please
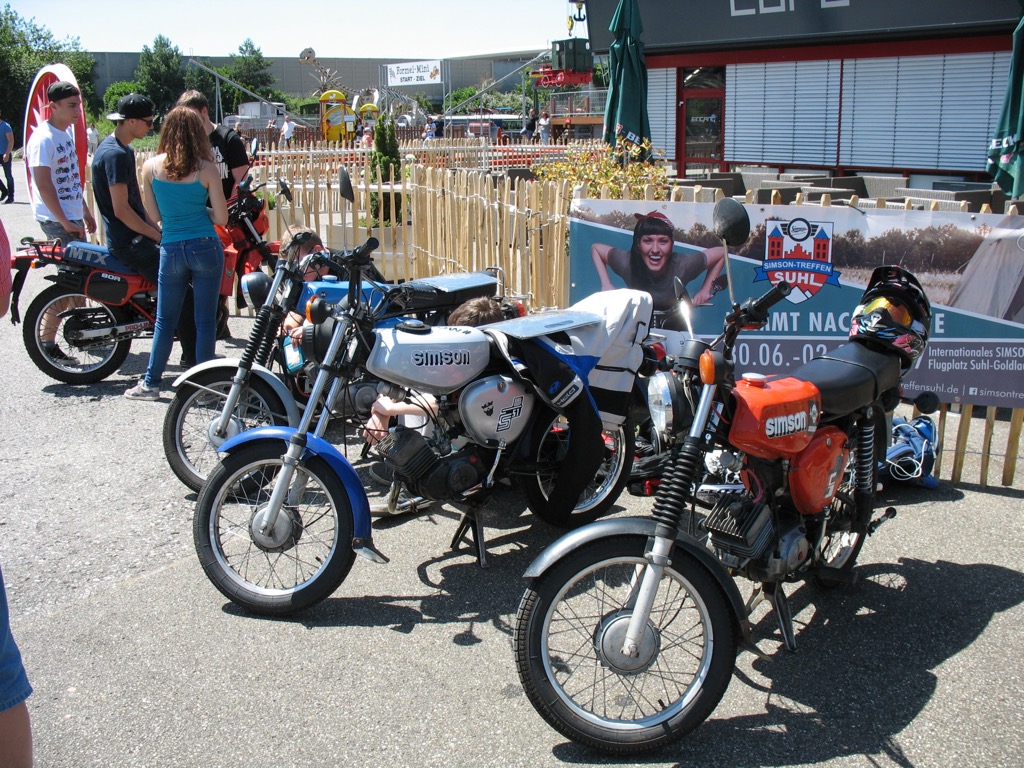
[849,265,931,370]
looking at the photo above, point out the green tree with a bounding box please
[225,39,274,111]
[135,35,185,118]
[182,59,219,111]
[102,80,143,116]
[0,4,97,148]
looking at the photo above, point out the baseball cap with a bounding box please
[47,81,80,102]
[107,93,156,121]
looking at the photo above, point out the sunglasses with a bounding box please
[137,117,154,127]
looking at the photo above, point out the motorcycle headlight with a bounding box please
[240,271,273,309]
[301,316,337,365]
[646,371,685,438]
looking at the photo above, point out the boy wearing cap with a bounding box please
[26,81,96,242]
[92,94,163,281]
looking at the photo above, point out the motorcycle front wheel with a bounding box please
[524,413,634,528]
[163,369,289,492]
[194,442,356,615]
[23,285,133,384]
[514,535,737,755]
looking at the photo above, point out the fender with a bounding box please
[218,426,373,542]
[171,359,302,426]
[524,517,757,652]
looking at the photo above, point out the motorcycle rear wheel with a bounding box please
[163,369,289,492]
[815,485,865,587]
[513,535,737,754]
[194,442,356,615]
[524,412,634,528]
[23,285,132,384]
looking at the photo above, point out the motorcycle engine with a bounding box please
[704,491,809,577]
[375,426,489,501]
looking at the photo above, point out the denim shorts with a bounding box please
[0,567,31,712]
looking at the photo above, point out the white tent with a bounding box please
[948,215,1024,323]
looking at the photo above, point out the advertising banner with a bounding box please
[385,60,443,87]
[570,200,1024,408]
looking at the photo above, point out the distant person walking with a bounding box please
[280,115,295,146]
[0,108,15,203]
[520,109,538,141]
[125,107,228,400]
[538,111,552,144]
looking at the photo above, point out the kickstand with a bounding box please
[451,507,488,568]
[764,582,797,652]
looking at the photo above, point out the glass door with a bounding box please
[679,67,726,175]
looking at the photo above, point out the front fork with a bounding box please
[252,316,352,536]
[620,381,718,657]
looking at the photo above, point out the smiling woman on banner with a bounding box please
[591,210,725,330]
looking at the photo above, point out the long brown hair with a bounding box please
[157,106,212,180]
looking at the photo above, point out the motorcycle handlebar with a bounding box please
[747,280,791,322]
[322,238,380,274]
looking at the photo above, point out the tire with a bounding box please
[524,412,634,528]
[513,535,737,754]
[163,369,289,492]
[23,285,132,384]
[815,485,866,588]
[194,442,356,615]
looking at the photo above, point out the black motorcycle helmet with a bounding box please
[849,265,931,370]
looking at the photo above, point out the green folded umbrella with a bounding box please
[989,15,1024,198]
[603,0,651,161]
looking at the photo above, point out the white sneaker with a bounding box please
[124,380,160,401]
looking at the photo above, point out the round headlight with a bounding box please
[240,271,272,309]
[646,372,675,437]
[301,316,337,365]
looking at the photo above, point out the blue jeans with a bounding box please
[145,236,224,388]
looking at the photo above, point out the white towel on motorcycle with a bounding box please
[488,289,654,428]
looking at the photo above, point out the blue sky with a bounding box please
[8,0,587,59]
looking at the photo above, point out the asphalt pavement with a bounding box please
[1,160,1023,768]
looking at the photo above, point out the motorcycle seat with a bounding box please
[61,241,141,276]
[789,341,900,417]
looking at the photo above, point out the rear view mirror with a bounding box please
[339,166,354,203]
[712,198,751,248]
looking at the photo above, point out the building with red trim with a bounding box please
[584,0,1020,182]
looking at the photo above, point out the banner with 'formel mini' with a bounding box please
[569,200,1024,409]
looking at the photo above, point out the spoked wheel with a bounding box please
[525,413,634,528]
[23,285,133,384]
[194,442,356,615]
[815,485,865,587]
[163,369,289,492]
[514,535,737,754]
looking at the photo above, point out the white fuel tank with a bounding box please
[366,324,492,394]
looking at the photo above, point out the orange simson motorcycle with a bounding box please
[513,198,938,754]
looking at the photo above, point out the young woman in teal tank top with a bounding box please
[125,106,228,400]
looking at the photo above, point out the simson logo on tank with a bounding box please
[755,218,841,304]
